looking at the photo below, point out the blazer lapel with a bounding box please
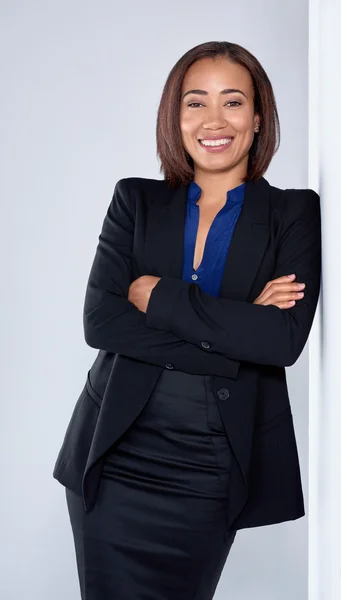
[219,177,271,300]
[143,182,189,278]
[144,177,271,301]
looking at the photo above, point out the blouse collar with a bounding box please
[187,180,246,206]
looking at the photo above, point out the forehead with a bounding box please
[181,57,253,93]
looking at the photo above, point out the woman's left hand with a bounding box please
[128,275,161,313]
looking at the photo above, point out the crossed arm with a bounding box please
[83,179,321,371]
[83,180,239,376]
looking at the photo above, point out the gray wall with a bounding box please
[1,1,309,598]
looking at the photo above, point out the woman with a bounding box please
[53,41,321,599]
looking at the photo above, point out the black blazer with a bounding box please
[53,175,321,532]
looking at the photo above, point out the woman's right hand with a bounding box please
[253,274,306,309]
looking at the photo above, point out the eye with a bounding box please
[187,101,242,108]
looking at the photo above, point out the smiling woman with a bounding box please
[180,58,259,182]
[54,40,321,600]
[156,41,280,190]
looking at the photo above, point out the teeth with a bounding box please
[200,138,233,147]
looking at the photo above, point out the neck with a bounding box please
[193,164,247,202]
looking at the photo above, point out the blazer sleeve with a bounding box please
[82,179,239,377]
[145,189,321,367]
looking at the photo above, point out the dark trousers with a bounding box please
[66,369,237,599]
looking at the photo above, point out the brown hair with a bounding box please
[156,41,280,188]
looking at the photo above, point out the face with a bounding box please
[180,57,260,178]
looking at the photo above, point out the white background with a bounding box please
[1,1,310,598]
[308,0,341,599]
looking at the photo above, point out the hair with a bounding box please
[156,41,280,188]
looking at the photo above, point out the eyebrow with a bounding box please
[182,88,247,100]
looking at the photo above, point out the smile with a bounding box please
[199,137,233,146]
[198,137,234,152]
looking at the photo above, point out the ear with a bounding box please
[253,114,261,132]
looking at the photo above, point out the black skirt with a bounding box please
[66,368,237,600]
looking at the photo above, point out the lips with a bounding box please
[198,137,234,147]
[197,137,233,150]
[198,136,234,141]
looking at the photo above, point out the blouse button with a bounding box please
[191,273,198,280]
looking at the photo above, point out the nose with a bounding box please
[202,108,228,131]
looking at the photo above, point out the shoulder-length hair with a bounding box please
[156,41,280,188]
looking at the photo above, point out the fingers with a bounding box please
[260,283,303,300]
[256,279,305,305]
[261,291,304,306]
[260,288,305,305]
[261,274,296,295]
[253,274,307,309]
[256,276,295,302]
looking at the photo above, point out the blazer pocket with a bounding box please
[85,370,103,406]
[256,407,292,435]
[53,375,101,494]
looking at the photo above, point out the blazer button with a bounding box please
[165,363,174,370]
[201,341,211,349]
[217,388,230,401]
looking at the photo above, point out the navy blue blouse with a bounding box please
[182,180,246,297]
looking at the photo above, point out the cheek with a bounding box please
[180,119,194,137]
[231,113,253,132]
[180,110,200,135]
